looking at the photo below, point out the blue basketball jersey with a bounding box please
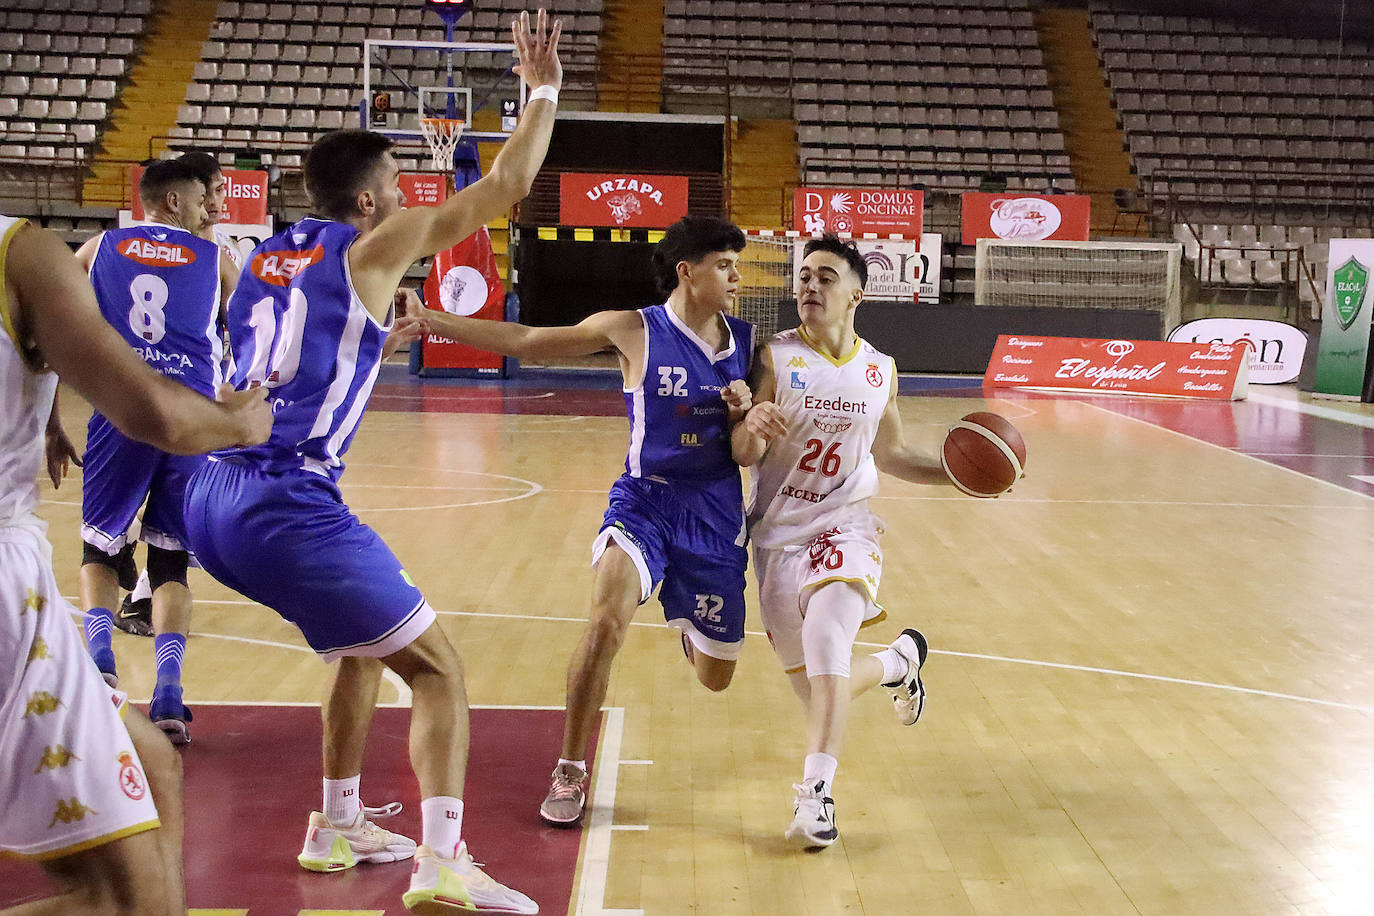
[219,217,390,480]
[89,224,223,398]
[625,304,753,483]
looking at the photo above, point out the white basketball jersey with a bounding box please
[747,327,895,549]
[0,215,59,530]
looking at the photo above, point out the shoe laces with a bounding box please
[549,767,585,800]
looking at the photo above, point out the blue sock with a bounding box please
[154,632,186,690]
[84,608,115,674]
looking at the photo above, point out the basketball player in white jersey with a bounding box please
[0,218,270,913]
[733,235,953,849]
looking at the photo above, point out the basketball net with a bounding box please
[419,117,466,172]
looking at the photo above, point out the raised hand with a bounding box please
[511,8,563,92]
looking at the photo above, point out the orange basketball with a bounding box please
[942,411,1027,498]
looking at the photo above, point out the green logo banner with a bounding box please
[1333,257,1369,330]
[1315,242,1374,397]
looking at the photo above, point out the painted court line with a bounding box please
[115,599,1365,714]
[578,706,639,916]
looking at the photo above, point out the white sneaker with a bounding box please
[297,810,417,872]
[885,628,928,727]
[402,842,539,914]
[784,779,838,849]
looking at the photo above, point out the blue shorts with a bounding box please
[81,412,204,554]
[592,475,747,658]
[182,458,435,661]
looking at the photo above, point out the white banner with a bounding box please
[1168,318,1307,385]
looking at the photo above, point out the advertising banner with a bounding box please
[1314,239,1374,398]
[559,173,689,227]
[983,334,1248,399]
[1168,318,1307,385]
[793,187,923,236]
[792,232,942,303]
[130,165,268,226]
[421,226,505,374]
[960,192,1092,244]
[399,173,448,207]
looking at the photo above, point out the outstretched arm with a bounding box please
[732,342,785,467]
[422,307,636,362]
[350,9,561,308]
[872,375,948,486]
[8,224,272,455]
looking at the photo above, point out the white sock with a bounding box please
[803,752,838,790]
[874,647,907,686]
[131,569,152,602]
[421,796,464,859]
[557,758,586,773]
[323,775,361,826]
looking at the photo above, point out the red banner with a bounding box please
[983,335,1249,399]
[793,187,923,236]
[130,166,268,226]
[421,226,505,373]
[400,173,448,208]
[960,192,1091,244]
[559,173,689,227]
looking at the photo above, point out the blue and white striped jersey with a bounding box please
[89,224,223,398]
[218,217,389,480]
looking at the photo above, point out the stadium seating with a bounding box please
[664,0,1074,192]
[183,0,603,170]
[1092,2,1374,219]
[0,1,150,176]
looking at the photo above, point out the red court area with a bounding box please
[1,705,592,915]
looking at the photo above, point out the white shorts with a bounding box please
[0,527,161,861]
[752,514,888,674]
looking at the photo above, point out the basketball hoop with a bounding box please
[419,117,465,172]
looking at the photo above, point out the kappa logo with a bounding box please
[117,237,196,267]
[787,356,809,369]
[24,691,63,717]
[34,745,79,773]
[49,798,96,827]
[251,245,325,286]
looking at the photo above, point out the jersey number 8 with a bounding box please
[128,274,169,344]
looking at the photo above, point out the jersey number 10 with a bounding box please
[241,291,308,387]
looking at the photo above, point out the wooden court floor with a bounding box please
[30,375,1374,916]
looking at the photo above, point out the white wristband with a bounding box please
[529,85,559,105]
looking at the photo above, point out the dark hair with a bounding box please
[651,216,746,297]
[303,130,394,220]
[803,233,867,289]
[137,159,205,209]
[177,150,223,185]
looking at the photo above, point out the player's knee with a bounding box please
[82,540,136,576]
[584,612,631,655]
[145,545,189,591]
[697,663,734,692]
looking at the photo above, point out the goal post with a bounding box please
[975,239,1183,333]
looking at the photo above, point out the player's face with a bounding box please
[683,250,740,312]
[204,171,227,226]
[366,153,406,227]
[172,180,210,233]
[795,251,862,326]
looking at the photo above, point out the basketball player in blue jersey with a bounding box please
[734,235,951,849]
[1,218,270,914]
[181,10,560,914]
[70,159,237,746]
[116,150,242,638]
[409,215,756,828]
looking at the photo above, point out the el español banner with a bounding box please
[984,334,1248,399]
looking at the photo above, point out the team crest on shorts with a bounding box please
[117,751,147,801]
